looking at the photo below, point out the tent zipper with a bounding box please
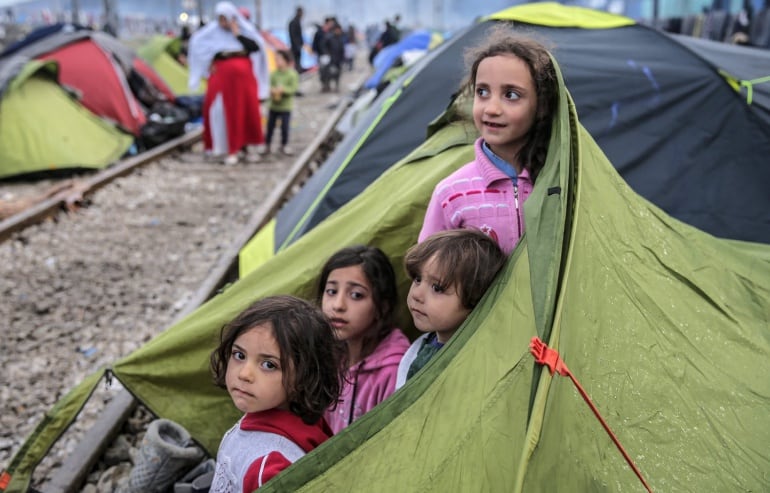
[513,182,521,237]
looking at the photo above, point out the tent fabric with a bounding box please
[239,2,770,277]
[258,85,770,493]
[486,2,636,28]
[238,218,276,278]
[671,33,770,124]
[1,371,104,493]
[38,39,146,135]
[4,4,770,491]
[137,35,205,96]
[120,49,770,491]
[0,23,90,57]
[132,57,176,103]
[85,31,176,104]
[2,28,175,136]
[0,58,133,179]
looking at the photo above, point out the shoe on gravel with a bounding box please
[173,458,215,493]
[280,146,294,156]
[244,152,262,163]
[122,419,205,493]
[223,154,239,166]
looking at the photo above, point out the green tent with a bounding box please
[137,36,205,96]
[4,4,770,492]
[0,58,133,179]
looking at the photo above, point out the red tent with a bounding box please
[4,27,176,137]
[38,39,146,135]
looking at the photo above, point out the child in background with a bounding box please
[209,295,344,491]
[265,49,300,156]
[396,229,506,389]
[419,28,559,255]
[318,245,410,434]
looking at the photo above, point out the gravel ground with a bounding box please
[0,63,369,491]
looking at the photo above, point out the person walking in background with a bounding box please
[176,24,191,65]
[322,22,345,92]
[288,6,305,72]
[188,1,269,165]
[391,14,403,41]
[344,24,357,71]
[368,19,398,66]
[264,49,299,156]
[728,0,753,44]
[312,17,334,92]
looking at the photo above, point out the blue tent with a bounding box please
[364,30,434,89]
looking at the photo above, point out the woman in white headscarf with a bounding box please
[188,2,269,164]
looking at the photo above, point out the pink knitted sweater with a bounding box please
[418,138,533,255]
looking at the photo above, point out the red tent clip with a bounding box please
[528,336,653,493]
[529,336,569,376]
[0,470,11,490]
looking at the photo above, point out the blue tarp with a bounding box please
[364,30,433,89]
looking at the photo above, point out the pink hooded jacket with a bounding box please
[324,329,410,434]
[419,138,533,255]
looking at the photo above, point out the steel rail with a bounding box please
[0,129,203,244]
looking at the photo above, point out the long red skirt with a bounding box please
[202,57,264,155]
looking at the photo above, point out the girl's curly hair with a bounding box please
[210,295,346,424]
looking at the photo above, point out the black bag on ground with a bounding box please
[140,102,191,149]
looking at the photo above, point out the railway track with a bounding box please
[0,130,203,242]
[1,66,369,492]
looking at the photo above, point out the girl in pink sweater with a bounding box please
[420,28,559,255]
[317,245,410,433]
